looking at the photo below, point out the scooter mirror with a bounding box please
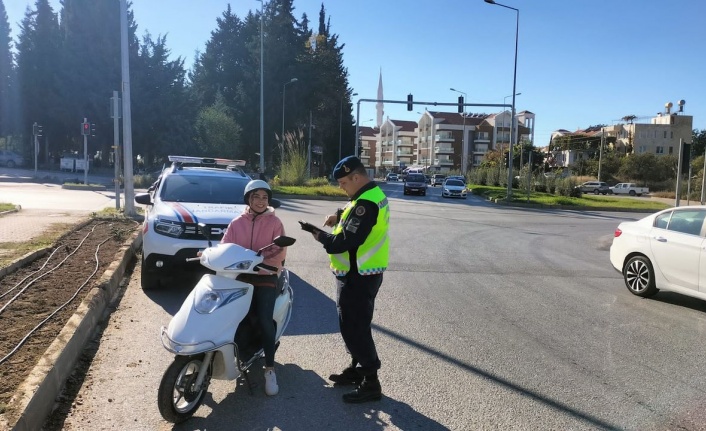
[273,235,296,247]
[270,198,282,209]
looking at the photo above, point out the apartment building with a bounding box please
[549,101,693,168]
[375,119,417,173]
[358,125,378,169]
[369,110,535,175]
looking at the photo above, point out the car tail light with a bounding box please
[614,228,622,238]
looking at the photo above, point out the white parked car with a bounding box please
[441,178,467,199]
[610,206,706,301]
[134,155,253,290]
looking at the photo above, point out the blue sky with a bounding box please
[7,0,705,146]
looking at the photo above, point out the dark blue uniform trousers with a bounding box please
[336,271,383,376]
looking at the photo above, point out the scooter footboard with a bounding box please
[210,344,240,380]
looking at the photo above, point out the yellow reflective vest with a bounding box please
[329,187,389,276]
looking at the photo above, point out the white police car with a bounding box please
[135,156,252,289]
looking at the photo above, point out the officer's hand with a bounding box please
[323,214,337,227]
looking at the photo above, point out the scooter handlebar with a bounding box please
[254,263,278,273]
[185,257,201,262]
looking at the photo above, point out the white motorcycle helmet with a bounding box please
[244,179,272,203]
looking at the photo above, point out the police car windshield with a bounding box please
[161,175,247,204]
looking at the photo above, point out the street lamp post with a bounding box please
[450,88,468,175]
[281,77,298,156]
[502,92,520,170]
[486,0,519,201]
[257,0,265,173]
[340,92,358,160]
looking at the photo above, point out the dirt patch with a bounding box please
[0,219,139,416]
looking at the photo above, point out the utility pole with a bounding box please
[598,128,604,182]
[111,91,122,210]
[32,122,40,174]
[307,110,312,178]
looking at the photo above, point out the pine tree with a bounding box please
[0,0,15,138]
[16,0,61,160]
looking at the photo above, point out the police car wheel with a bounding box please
[141,266,161,290]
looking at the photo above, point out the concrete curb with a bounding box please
[61,184,107,191]
[1,229,142,431]
[490,198,658,213]
[274,193,348,201]
[0,205,21,218]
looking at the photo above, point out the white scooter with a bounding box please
[157,223,296,423]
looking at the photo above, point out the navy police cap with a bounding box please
[333,156,364,179]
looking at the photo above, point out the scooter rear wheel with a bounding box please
[158,354,211,423]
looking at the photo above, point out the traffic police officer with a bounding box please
[310,155,390,403]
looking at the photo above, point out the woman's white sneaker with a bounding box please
[264,369,279,396]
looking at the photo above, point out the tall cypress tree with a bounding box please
[15,0,61,159]
[0,0,15,139]
[58,0,122,163]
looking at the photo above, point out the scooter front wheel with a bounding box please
[158,354,211,423]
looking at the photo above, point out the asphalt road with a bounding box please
[50,183,706,430]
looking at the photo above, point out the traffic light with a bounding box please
[91,123,96,136]
[407,94,413,111]
[503,152,509,168]
[81,121,90,136]
[32,123,38,136]
[37,125,43,137]
[457,96,464,113]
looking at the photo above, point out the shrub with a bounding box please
[277,130,308,186]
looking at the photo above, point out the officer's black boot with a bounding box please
[328,366,363,385]
[329,358,362,385]
[342,375,382,403]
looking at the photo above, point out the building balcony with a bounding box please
[396,150,414,156]
[436,133,453,141]
[435,146,454,153]
[475,134,490,141]
[382,160,394,165]
[435,158,454,166]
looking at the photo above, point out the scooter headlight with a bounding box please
[194,287,249,314]
[225,260,253,271]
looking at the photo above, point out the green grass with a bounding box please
[0,203,15,212]
[469,185,670,211]
[272,184,346,197]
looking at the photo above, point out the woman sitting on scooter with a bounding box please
[221,179,286,396]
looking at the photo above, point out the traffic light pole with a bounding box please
[112,90,121,210]
[32,122,38,174]
[354,97,509,164]
[83,117,89,186]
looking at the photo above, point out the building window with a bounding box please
[656,146,664,154]
[669,146,673,154]
[670,131,673,139]
[664,131,667,139]
[638,146,647,153]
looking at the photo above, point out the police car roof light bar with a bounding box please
[167,155,247,167]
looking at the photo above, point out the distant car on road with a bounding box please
[610,206,706,301]
[578,181,610,195]
[610,182,649,196]
[442,178,467,199]
[431,174,446,187]
[0,150,24,168]
[404,173,427,196]
[385,173,398,182]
